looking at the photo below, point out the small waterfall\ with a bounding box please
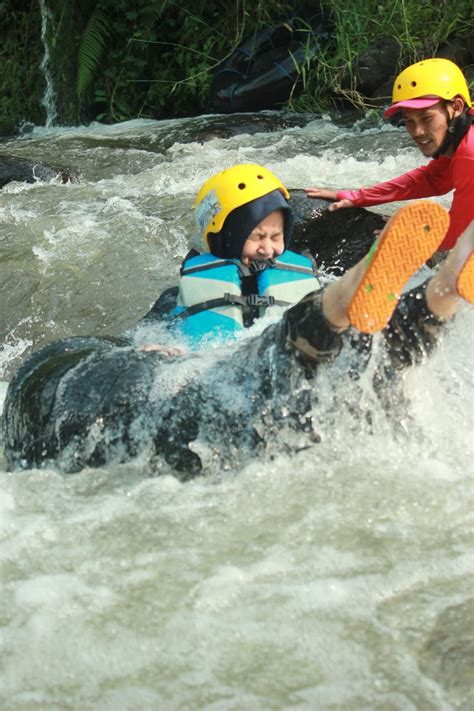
[38,0,58,127]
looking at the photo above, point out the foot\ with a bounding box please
[348,201,449,333]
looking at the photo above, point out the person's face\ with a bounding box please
[240,210,285,266]
[402,99,462,157]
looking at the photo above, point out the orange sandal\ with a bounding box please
[348,201,450,333]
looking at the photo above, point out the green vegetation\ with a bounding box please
[0,0,472,133]
[290,0,473,112]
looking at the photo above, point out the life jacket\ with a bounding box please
[171,249,321,343]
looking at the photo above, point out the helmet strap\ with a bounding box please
[433,106,473,159]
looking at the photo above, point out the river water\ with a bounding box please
[0,112,473,710]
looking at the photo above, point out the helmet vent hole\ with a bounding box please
[238,182,246,190]
[411,81,417,87]
[397,84,402,90]
[257,174,264,179]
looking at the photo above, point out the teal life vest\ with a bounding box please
[171,249,320,343]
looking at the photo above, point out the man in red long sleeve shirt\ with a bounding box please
[306,58,474,252]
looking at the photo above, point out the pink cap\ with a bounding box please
[383,97,442,119]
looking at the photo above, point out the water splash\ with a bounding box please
[38,0,58,127]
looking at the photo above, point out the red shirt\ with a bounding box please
[337,125,474,250]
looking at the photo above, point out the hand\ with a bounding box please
[304,187,354,212]
[141,344,185,357]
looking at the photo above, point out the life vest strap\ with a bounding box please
[174,291,291,320]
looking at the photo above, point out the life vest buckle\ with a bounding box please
[245,294,275,307]
[249,258,275,273]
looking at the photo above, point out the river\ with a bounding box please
[0,112,473,710]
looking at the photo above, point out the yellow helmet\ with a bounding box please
[384,58,472,118]
[194,163,290,252]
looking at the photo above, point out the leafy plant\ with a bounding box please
[1,0,472,129]
[77,8,110,99]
